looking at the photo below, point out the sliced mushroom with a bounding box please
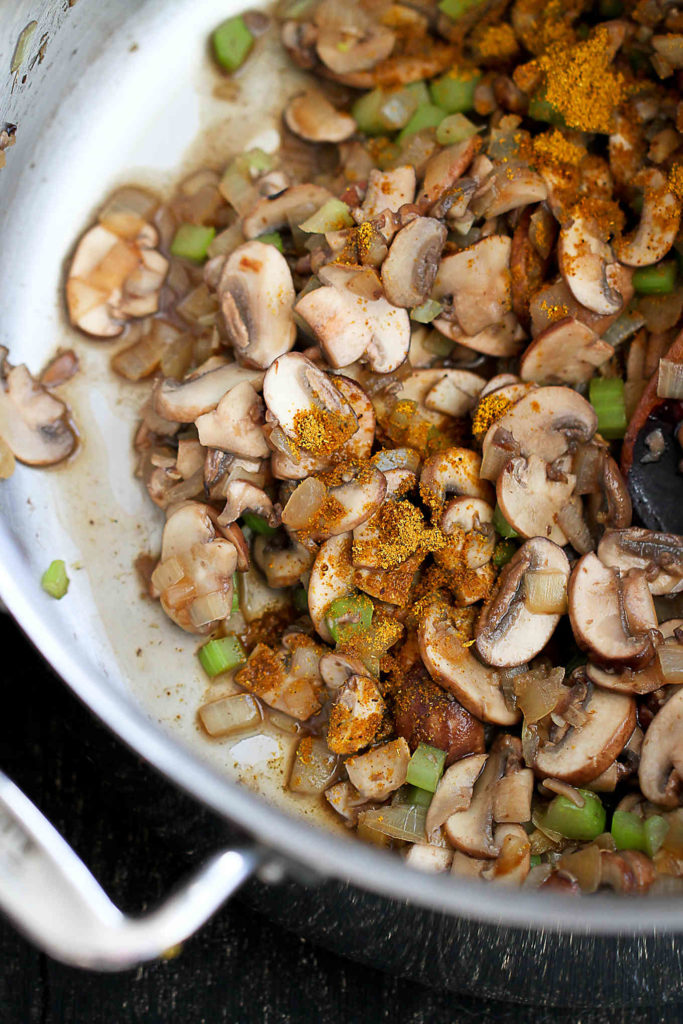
[154,362,264,423]
[218,241,296,369]
[493,768,533,824]
[557,212,624,316]
[217,480,276,527]
[381,217,447,309]
[585,619,679,696]
[529,271,634,339]
[316,22,396,76]
[151,501,238,634]
[598,528,683,595]
[235,634,325,720]
[420,447,494,509]
[327,674,385,755]
[470,165,547,219]
[433,235,511,335]
[253,532,313,588]
[433,312,524,359]
[423,369,486,418]
[403,845,453,873]
[480,386,597,480]
[475,538,570,668]
[439,497,495,569]
[531,680,636,784]
[568,553,658,669]
[358,166,416,221]
[0,361,76,466]
[319,650,369,690]
[241,184,333,239]
[419,138,480,208]
[424,754,487,834]
[497,454,575,545]
[639,687,683,807]
[485,823,531,885]
[444,744,506,858]
[263,352,357,450]
[614,167,682,267]
[308,533,354,643]
[310,462,387,538]
[418,600,520,726]
[284,90,356,143]
[392,663,485,766]
[195,381,269,459]
[519,318,614,385]
[345,737,411,802]
[324,780,373,826]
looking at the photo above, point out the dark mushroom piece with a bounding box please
[380,217,447,309]
[639,687,683,807]
[598,528,683,597]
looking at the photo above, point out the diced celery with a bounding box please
[257,231,284,252]
[212,15,254,73]
[436,113,479,146]
[198,635,246,677]
[492,539,517,568]
[589,377,627,440]
[493,504,519,539]
[241,511,278,536]
[170,224,216,262]
[406,743,447,793]
[438,0,484,21]
[611,809,645,851]
[543,791,606,841]
[410,299,443,324]
[41,559,69,599]
[644,815,669,858]
[633,261,677,295]
[299,198,354,233]
[397,104,447,144]
[429,70,481,114]
[326,594,373,644]
[527,92,566,127]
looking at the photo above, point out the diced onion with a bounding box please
[289,737,339,795]
[657,640,683,683]
[189,590,231,627]
[282,476,327,529]
[111,330,166,381]
[602,311,646,347]
[657,359,683,400]
[523,570,568,614]
[198,693,261,737]
[151,557,185,591]
[515,666,565,724]
[558,843,602,893]
[176,283,219,327]
[357,803,427,843]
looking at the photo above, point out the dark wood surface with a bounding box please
[0,612,677,1024]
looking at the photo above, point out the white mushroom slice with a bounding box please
[424,369,486,418]
[486,824,531,885]
[217,480,276,528]
[433,235,511,335]
[295,286,372,367]
[154,362,264,423]
[381,217,447,309]
[480,386,598,480]
[308,533,354,643]
[597,528,683,596]
[425,754,487,834]
[241,184,333,239]
[476,538,570,668]
[284,90,355,142]
[327,674,385,755]
[310,463,387,539]
[439,497,495,569]
[363,296,411,373]
[319,650,369,691]
[316,23,396,75]
[418,602,519,726]
[434,313,524,358]
[235,636,324,721]
[0,363,76,466]
[252,534,313,588]
[493,769,533,823]
[263,352,357,448]
[496,454,575,545]
[639,687,683,807]
[419,138,479,208]
[557,214,624,316]
[444,748,505,858]
[470,166,547,219]
[529,271,634,339]
[614,168,682,267]
[153,501,237,634]
[218,241,296,369]
[324,781,371,826]
[404,845,453,873]
[421,447,494,507]
[195,381,269,459]
[345,738,411,802]
[532,684,637,785]
[358,166,416,221]
[586,658,664,696]
[568,553,658,669]
[519,318,614,385]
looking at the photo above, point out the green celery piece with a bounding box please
[410,299,443,324]
[257,231,284,252]
[406,743,447,793]
[326,594,373,644]
[543,791,606,841]
[633,261,677,295]
[212,15,254,73]
[492,539,517,568]
[299,198,354,233]
[241,511,278,536]
[438,0,483,21]
[429,70,481,114]
[589,377,627,440]
[41,560,69,599]
[493,504,518,539]
[170,224,216,262]
[198,636,246,677]
[397,104,447,144]
[436,113,479,146]
[644,815,669,858]
[611,810,646,852]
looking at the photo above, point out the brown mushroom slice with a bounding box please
[253,533,313,588]
[497,454,575,546]
[486,824,531,885]
[425,754,488,835]
[470,166,548,219]
[598,528,683,596]
[263,352,356,447]
[529,271,634,340]
[152,501,238,634]
[433,312,524,358]
[319,650,369,691]
[476,538,570,668]
[480,386,598,480]
[568,553,658,669]
[493,769,533,824]
[639,687,683,807]
[327,674,385,755]
[381,217,447,309]
[418,602,519,726]
[588,619,683,694]
[0,362,76,466]
[295,286,373,367]
[614,168,682,267]
[218,241,296,369]
[419,138,480,208]
[421,447,494,507]
[404,845,453,873]
[308,533,354,643]
[359,166,416,221]
[393,662,485,765]
[315,463,387,537]
[444,747,506,858]
[557,214,624,316]
[154,362,264,423]
[439,497,495,569]
[316,21,396,76]
[519,318,614,385]
[195,381,269,459]
[241,184,333,239]
[423,369,486,418]
[345,737,411,802]
[433,235,511,335]
[218,480,276,529]
[284,90,356,142]
[236,636,325,721]
[324,781,372,826]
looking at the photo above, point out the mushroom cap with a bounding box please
[418,601,519,725]
[470,165,548,219]
[586,618,683,694]
[614,167,682,267]
[313,462,387,538]
[217,480,276,527]
[597,527,683,595]
[0,363,76,466]
[345,737,411,803]
[433,312,524,358]
[557,214,624,316]
[426,753,487,834]
[420,447,494,506]
[263,352,356,446]
[308,532,354,643]
[218,240,296,369]
[315,23,396,76]
[475,537,570,668]
[195,381,269,459]
[319,650,370,690]
[568,553,658,668]
[419,138,480,208]
[241,184,333,240]
[480,385,597,479]
[519,317,614,385]
[284,90,356,143]
[253,534,313,589]
[295,285,373,367]
[154,362,264,424]
[496,453,575,546]
[381,217,447,309]
[433,235,511,335]
[423,369,486,418]
[444,748,505,858]
[639,686,683,807]
[359,166,416,221]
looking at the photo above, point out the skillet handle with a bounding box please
[0,769,264,970]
